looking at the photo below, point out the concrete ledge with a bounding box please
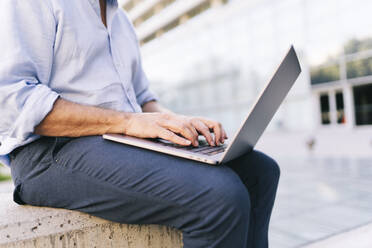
[0,192,182,248]
[302,222,372,248]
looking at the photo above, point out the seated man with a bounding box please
[0,0,280,247]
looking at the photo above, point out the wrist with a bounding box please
[108,112,136,135]
[121,112,137,135]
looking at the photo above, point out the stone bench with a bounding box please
[0,192,183,248]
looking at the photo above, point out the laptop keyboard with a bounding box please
[151,138,227,156]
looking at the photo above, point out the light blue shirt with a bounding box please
[0,0,157,166]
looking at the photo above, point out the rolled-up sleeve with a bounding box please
[0,0,59,158]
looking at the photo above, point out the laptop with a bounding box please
[103,45,301,165]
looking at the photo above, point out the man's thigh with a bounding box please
[10,136,246,228]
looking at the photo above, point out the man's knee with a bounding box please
[186,170,251,246]
[264,153,280,182]
[252,150,280,183]
[202,169,251,222]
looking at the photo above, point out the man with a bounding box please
[0,0,280,247]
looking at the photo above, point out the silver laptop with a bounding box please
[103,45,301,165]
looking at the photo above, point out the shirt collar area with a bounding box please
[88,0,118,16]
[107,1,119,32]
[87,0,118,31]
[107,0,118,6]
[90,0,118,7]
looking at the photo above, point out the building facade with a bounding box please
[120,0,372,136]
[311,48,372,129]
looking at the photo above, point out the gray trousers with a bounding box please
[10,136,280,248]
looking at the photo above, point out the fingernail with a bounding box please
[186,140,191,145]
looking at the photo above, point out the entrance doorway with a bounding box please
[353,84,372,125]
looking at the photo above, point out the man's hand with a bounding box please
[125,112,228,147]
[34,98,227,146]
[181,115,228,146]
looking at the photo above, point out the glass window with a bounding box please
[353,84,372,125]
[335,91,346,124]
[310,64,340,85]
[320,94,331,125]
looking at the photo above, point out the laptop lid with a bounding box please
[220,45,301,164]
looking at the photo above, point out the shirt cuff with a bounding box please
[0,84,59,158]
[0,155,10,167]
[136,88,159,107]
[11,84,59,139]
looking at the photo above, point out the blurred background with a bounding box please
[122,0,372,157]
[119,0,372,246]
[1,0,372,247]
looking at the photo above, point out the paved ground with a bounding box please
[302,221,372,248]
[1,155,372,247]
[269,156,372,247]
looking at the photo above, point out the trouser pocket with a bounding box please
[9,137,60,205]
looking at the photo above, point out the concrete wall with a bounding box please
[0,193,182,248]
